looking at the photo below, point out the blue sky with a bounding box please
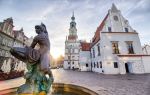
[0,0,150,58]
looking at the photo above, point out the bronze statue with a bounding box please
[10,23,53,95]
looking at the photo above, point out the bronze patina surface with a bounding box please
[10,23,53,95]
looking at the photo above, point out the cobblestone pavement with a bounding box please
[52,68,150,95]
[0,69,150,95]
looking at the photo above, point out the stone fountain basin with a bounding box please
[0,83,99,95]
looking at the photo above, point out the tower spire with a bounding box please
[68,12,77,41]
[73,11,74,17]
[71,11,75,20]
[111,3,118,12]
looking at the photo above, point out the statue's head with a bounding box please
[35,25,43,34]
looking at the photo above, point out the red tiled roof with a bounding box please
[81,42,91,51]
[91,13,109,46]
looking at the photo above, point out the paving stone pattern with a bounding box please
[0,69,150,95]
[53,69,150,95]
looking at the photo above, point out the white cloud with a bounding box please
[0,0,150,57]
[25,6,56,21]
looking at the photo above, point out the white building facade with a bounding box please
[79,4,150,74]
[79,42,91,71]
[63,13,80,70]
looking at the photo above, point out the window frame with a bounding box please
[94,62,96,68]
[108,27,112,32]
[97,62,99,68]
[86,64,88,67]
[68,62,70,64]
[93,48,95,58]
[114,62,118,68]
[114,15,119,21]
[111,41,120,54]
[97,44,101,56]
[125,28,129,32]
[126,41,134,54]
[100,61,102,68]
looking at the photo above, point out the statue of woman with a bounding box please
[10,24,53,95]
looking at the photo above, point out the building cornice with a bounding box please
[64,60,79,61]
[117,54,150,57]
[101,32,138,34]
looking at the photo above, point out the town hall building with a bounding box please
[64,4,150,74]
[63,13,80,70]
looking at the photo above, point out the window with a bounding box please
[112,42,120,54]
[125,28,129,32]
[93,48,95,58]
[0,49,2,56]
[72,61,74,64]
[7,25,11,34]
[97,44,100,56]
[68,62,70,64]
[86,64,88,67]
[0,36,2,44]
[91,63,93,68]
[114,62,118,68]
[5,51,9,57]
[126,41,134,54]
[94,62,95,68]
[2,38,5,45]
[71,24,74,28]
[72,49,74,53]
[108,27,112,32]
[100,61,102,68]
[114,16,118,21]
[4,23,9,32]
[97,62,99,68]
[68,56,71,60]
[2,50,5,56]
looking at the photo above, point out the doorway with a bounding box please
[72,67,74,70]
[125,63,129,73]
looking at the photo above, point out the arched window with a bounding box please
[114,16,118,21]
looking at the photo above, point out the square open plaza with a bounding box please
[0,1,150,95]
